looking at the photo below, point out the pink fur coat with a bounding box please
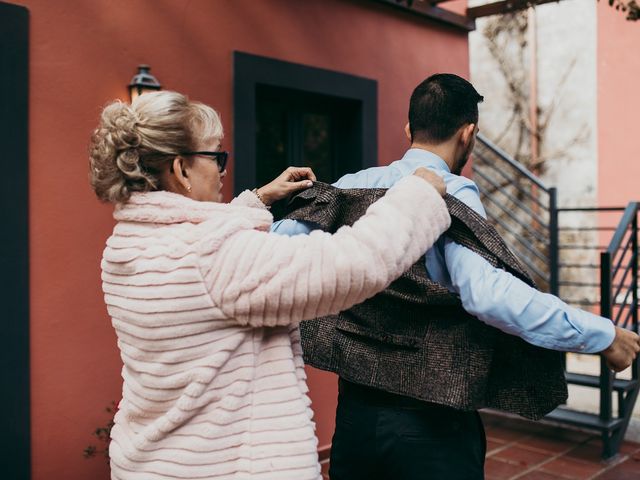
[101,176,450,479]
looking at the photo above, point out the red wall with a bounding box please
[14,0,469,478]
[597,2,640,208]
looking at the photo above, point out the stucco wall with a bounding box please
[536,0,598,209]
[469,0,598,210]
[11,1,470,478]
[597,1,640,208]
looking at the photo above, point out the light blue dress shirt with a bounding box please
[271,148,615,353]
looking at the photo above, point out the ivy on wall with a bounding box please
[604,0,640,21]
[393,0,639,21]
[83,402,116,462]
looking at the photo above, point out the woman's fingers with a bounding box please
[412,167,446,197]
[258,167,316,205]
[287,179,314,192]
[285,166,317,182]
[284,167,315,193]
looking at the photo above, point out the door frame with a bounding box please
[0,2,30,479]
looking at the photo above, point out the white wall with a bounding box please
[469,0,598,211]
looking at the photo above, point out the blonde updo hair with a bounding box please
[89,91,223,203]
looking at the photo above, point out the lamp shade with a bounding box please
[128,65,161,102]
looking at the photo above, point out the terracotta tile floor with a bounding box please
[483,412,640,479]
[318,412,640,479]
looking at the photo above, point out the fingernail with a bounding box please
[306,181,313,187]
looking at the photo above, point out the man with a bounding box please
[272,74,640,479]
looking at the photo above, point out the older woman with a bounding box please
[89,90,450,480]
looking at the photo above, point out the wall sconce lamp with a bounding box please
[128,64,162,102]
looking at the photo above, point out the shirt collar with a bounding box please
[391,148,451,175]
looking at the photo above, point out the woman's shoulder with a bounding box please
[114,191,272,227]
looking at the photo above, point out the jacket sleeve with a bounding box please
[204,175,451,327]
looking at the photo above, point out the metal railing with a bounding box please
[555,207,625,310]
[472,136,639,458]
[472,134,558,294]
[547,204,639,457]
[598,202,639,457]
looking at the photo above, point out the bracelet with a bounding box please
[252,188,271,209]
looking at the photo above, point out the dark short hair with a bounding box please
[409,73,484,143]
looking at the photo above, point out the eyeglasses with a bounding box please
[180,151,228,173]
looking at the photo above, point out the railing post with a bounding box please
[632,206,638,380]
[548,187,559,296]
[600,250,613,423]
[633,206,638,331]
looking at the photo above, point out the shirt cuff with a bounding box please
[571,308,616,353]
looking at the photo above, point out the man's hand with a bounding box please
[601,326,640,372]
[413,167,446,197]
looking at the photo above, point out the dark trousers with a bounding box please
[329,380,486,480]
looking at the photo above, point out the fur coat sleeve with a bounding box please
[201,176,451,327]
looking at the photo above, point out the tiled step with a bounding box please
[565,372,639,393]
[545,407,625,432]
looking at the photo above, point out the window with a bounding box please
[256,85,362,185]
[233,52,377,194]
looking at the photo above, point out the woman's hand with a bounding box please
[256,167,317,206]
[413,167,447,197]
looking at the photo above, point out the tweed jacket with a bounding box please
[280,182,568,420]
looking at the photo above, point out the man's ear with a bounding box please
[460,123,476,147]
[404,122,412,142]
[171,156,192,192]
